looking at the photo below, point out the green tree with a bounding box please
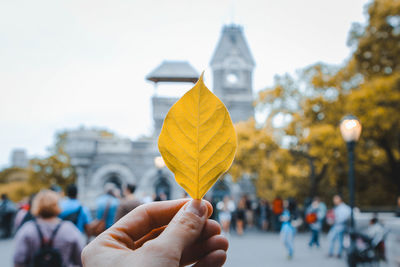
[28,131,76,189]
[0,131,77,201]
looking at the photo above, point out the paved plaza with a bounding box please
[0,231,347,267]
[225,231,346,267]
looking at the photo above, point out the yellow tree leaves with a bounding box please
[230,120,305,200]
[158,73,237,199]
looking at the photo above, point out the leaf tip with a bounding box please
[199,71,205,82]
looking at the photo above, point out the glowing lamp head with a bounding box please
[154,156,166,169]
[340,115,362,142]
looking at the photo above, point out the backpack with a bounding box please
[305,212,317,224]
[61,206,82,225]
[87,200,111,237]
[272,199,283,215]
[326,209,335,225]
[32,221,64,267]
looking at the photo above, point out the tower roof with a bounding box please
[210,24,255,68]
[146,61,199,83]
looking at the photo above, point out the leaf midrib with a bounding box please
[196,81,200,199]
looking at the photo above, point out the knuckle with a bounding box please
[143,240,180,261]
[176,213,200,233]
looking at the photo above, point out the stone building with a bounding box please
[10,149,28,168]
[65,24,256,208]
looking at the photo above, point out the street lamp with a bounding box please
[154,156,166,169]
[340,115,362,228]
[340,115,362,267]
[154,156,169,200]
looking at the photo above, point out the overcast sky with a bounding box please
[0,0,369,168]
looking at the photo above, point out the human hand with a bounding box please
[82,199,228,267]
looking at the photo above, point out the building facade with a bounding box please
[65,25,255,208]
[10,149,28,169]
[211,25,255,123]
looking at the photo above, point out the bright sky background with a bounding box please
[0,0,369,168]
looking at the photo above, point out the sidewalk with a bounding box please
[225,231,346,267]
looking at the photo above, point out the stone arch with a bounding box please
[90,163,137,192]
[207,174,238,202]
[138,168,182,200]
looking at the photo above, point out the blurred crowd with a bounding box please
[210,194,393,262]
[0,182,144,267]
[0,185,399,266]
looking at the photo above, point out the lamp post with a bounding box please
[154,156,169,200]
[154,156,166,170]
[339,115,362,267]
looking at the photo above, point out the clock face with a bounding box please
[226,73,239,85]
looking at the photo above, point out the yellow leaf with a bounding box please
[158,73,237,199]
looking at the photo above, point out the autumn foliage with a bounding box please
[231,0,400,207]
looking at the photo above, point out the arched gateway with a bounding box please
[91,163,137,192]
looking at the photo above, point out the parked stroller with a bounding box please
[346,218,388,267]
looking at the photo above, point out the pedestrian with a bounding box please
[154,192,168,201]
[96,183,119,229]
[207,196,219,221]
[14,194,35,232]
[280,199,296,259]
[287,197,299,220]
[13,190,84,267]
[256,199,271,231]
[327,194,351,258]
[272,196,283,231]
[82,199,228,267]
[306,197,326,248]
[395,196,400,217]
[244,195,254,228]
[115,183,141,221]
[50,184,64,197]
[217,196,235,235]
[0,193,17,238]
[236,197,246,235]
[59,184,92,234]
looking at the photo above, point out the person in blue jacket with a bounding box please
[96,183,120,229]
[280,199,296,259]
[59,184,92,233]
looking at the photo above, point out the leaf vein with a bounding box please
[199,106,223,127]
[199,147,235,185]
[169,115,196,144]
[164,127,196,162]
[161,149,196,182]
[199,112,227,152]
[199,141,230,169]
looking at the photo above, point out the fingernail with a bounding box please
[185,199,206,217]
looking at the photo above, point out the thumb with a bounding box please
[156,199,209,253]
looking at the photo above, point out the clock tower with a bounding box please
[210,25,255,123]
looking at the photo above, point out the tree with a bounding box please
[255,63,346,200]
[347,0,400,193]
[230,120,307,200]
[233,0,400,206]
[351,0,400,77]
[0,167,31,201]
[0,131,76,201]
[28,131,76,189]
